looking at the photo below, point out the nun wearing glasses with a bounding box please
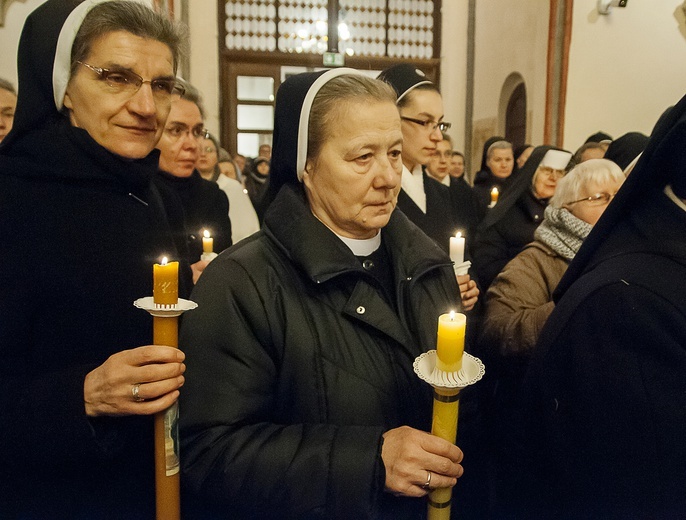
[0,0,189,517]
[379,64,479,313]
[180,69,465,519]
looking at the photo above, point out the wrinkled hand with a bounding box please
[84,346,186,417]
[191,259,210,284]
[457,274,479,312]
[381,426,464,497]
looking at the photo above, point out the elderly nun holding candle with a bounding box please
[0,1,189,517]
[180,69,466,519]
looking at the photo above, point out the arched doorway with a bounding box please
[505,82,527,148]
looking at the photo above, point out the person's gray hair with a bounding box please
[70,1,186,76]
[486,140,513,160]
[0,78,16,96]
[307,74,397,164]
[550,158,624,208]
[174,78,205,119]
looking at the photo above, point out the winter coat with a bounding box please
[482,240,567,358]
[179,184,463,519]
[506,191,686,518]
[0,118,190,518]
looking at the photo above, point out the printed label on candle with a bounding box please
[164,402,180,476]
[153,260,179,305]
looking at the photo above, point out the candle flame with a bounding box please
[449,310,456,321]
[161,256,168,266]
[455,231,462,239]
[491,187,499,195]
[203,229,210,239]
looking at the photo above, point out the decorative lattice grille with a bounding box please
[223,0,436,59]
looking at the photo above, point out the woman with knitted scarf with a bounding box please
[482,158,625,358]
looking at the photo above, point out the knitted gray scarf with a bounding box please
[534,205,593,261]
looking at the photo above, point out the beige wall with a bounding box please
[563,0,686,150]
[0,0,45,87]
[4,0,686,163]
[187,0,220,137]
[469,0,549,166]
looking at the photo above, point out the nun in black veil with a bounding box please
[0,0,188,517]
[505,95,686,517]
[180,69,465,519]
[472,145,572,290]
[472,136,518,214]
[603,131,649,171]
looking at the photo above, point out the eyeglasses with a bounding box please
[200,146,217,154]
[566,192,617,206]
[538,166,565,180]
[76,61,184,101]
[432,151,453,159]
[164,123,210,142]
[400,116,451,133]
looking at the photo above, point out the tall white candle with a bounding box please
[449,232,465,265]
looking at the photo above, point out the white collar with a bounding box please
[336,231,382,256]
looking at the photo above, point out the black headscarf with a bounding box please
[473,135,506,183]
[477,145,565,232]
[584,131,613,144]
[1,0,97,151]
[266,67,363,203]
[603,131,649,170]
[554,93,686,300]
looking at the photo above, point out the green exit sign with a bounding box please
[323,52,345,67]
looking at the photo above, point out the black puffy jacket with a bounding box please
[180,184,463,519]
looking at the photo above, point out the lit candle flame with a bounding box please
[161,256,168,266]
[449,310,456,321]
[203,229,210,239]
[455,231,462,239]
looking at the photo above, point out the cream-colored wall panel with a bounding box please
[188,0,220,138]
[563,0,686,150]
[471,0,549,152]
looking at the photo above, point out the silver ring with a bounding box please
[132,383,144,402]
[422,470,432,489]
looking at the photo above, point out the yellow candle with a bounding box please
[202,229,213,254]
[436,311,466,373]
[153,257,179,306]
[490,187,499,205]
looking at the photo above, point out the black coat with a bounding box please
[448,176,483,250]
[473,191,546,290]
[156,169,232,262]
[179,184,463,519]
[396,171,461,253]
[0,120,190,518]
[504,191,686,518]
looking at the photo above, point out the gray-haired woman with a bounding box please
[482,158,625,358]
